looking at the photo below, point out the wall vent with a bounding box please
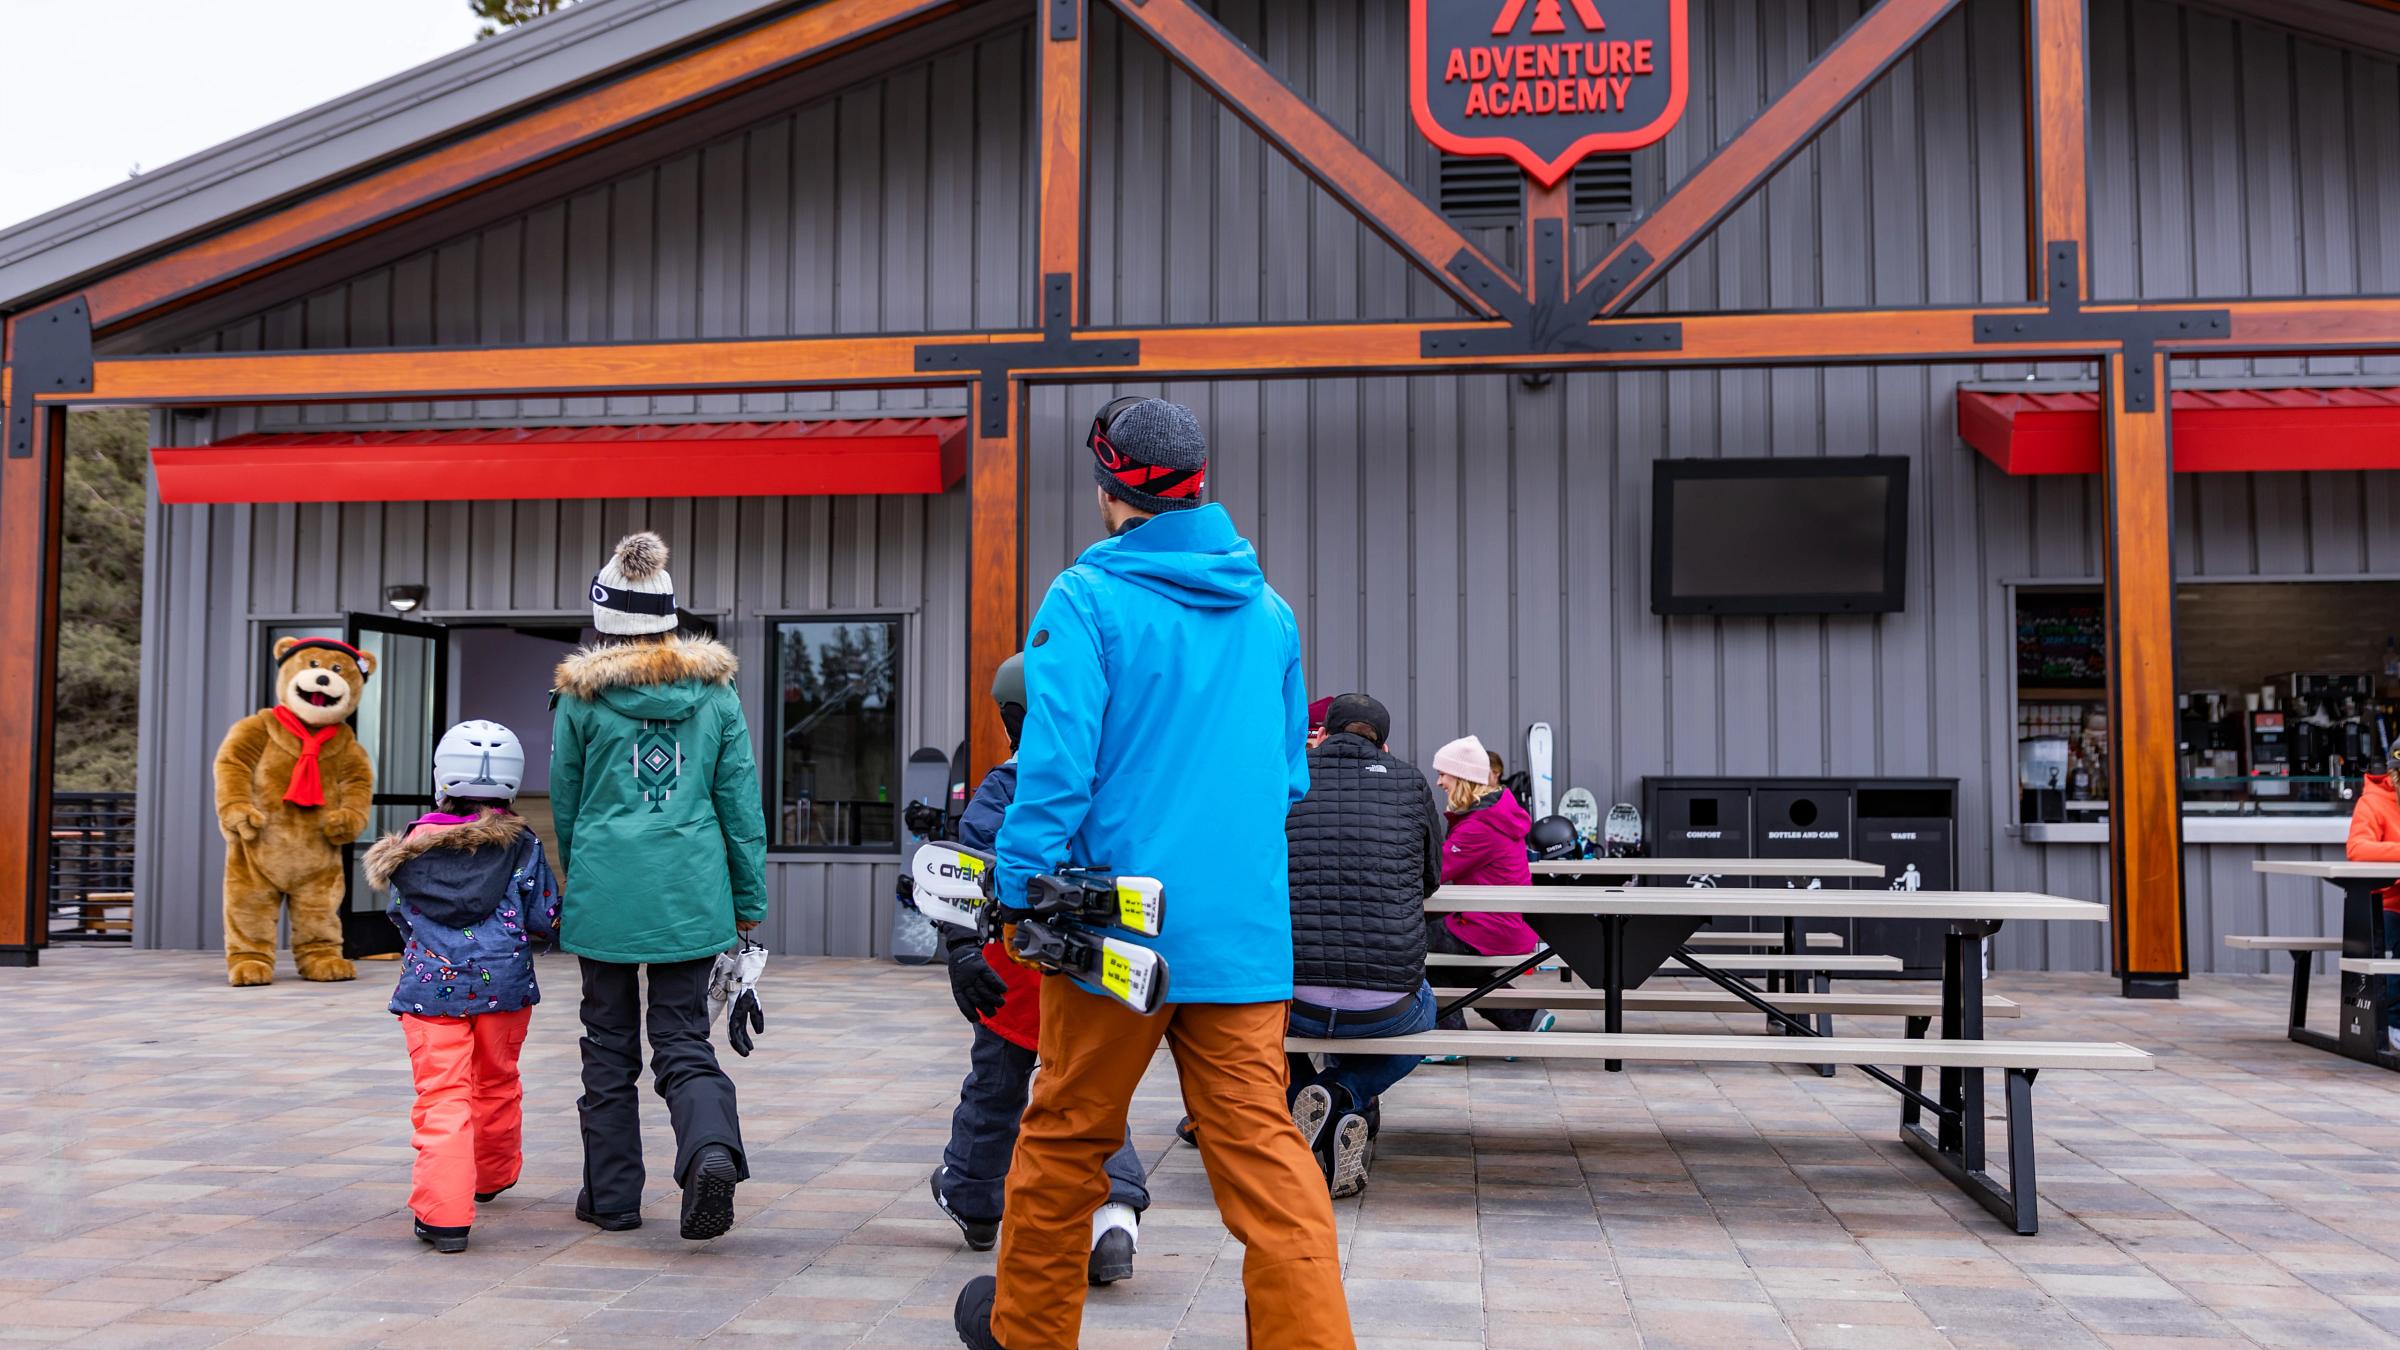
[1437,153,1637,225]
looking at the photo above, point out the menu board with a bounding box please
[2017,591,2105,688]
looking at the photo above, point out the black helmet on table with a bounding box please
[1528,814,1581,861]
[992,653,1027,750]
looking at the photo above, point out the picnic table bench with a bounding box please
[1299,881,2139,1234]
[2243,860,2400,1071]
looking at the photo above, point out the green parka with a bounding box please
[549,636,768,964]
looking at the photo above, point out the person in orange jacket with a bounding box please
[2349,743,2400,1054]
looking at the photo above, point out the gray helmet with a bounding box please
[991,653,1026,710]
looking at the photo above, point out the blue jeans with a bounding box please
[1286,981,1438,1109]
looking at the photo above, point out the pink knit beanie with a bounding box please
[1432,734,1491,784]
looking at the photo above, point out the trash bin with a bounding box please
[1755,785,1856,953]
[1853,784,1958,977]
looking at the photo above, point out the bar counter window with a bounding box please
[770,617,901,852]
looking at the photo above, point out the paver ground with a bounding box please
[3,949,2397,1348]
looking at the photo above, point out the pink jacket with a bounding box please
[1440,790,1539,954]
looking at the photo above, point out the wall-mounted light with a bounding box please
[384,584,427,615]
[1518,371,1555,392]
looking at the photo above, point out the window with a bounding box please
[770,617,902,851]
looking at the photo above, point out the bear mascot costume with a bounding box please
[212,636,378,986]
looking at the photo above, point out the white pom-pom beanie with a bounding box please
[1432,734,1492,785]
[591,532,678,636]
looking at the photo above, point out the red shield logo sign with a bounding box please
[1411,0,1690,186]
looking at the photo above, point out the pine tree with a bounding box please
[470,0,575,40]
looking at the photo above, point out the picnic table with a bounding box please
[1370,881,2122,1233]
[2249,860,2400,1070]
[1531,857,1888,994]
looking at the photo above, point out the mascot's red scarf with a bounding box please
[270,707,341,807]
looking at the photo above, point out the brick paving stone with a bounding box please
[9,952,2400,1346]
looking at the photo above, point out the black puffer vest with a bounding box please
[1286,733,1442,992]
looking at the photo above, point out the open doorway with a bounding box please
[446,621,585,877]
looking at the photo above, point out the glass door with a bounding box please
[341,613,449,956]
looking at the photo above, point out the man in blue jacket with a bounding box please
[954,399,1353,1350]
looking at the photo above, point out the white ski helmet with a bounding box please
[433,720,526,803]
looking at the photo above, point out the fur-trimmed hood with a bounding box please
[366,809,532,929]
[553,636,739,722]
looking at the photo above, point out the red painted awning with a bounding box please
[1957,385,2400,475]
[151,418,969,504]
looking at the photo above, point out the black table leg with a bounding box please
[2334,880,2398,1069]
[1900,919,2033,1234]
[1605,915,1626,1072]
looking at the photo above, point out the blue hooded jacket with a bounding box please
[367,809,561,1018]
[997,504,1309,1003]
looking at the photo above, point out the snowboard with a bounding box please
[890,746,955,965]
[1525,722,1554,820]
[1602,801,1644,858]
[1559,787,1601,853]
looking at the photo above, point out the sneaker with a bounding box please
[1419,1053,1465,1065]
[1087,1202,1138,1285]
[679,1144,739,1241]
[473,1180,515,1204]
[1289,1083,1334,1154]
[1327,1114,1373,1199]
[931,1168,999,1251]
[954,1274,1005,1349]
[1505,1009,1559,1063]
[412,1216,469,1254]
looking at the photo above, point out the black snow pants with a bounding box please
[576,955,747,1218]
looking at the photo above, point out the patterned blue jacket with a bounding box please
[367,809,561,1018]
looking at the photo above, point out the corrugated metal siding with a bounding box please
[134,0,2400,966]
[133,488,968,958]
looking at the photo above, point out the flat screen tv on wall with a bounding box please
[1650,457,1910,616]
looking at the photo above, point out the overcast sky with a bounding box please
[0,0,488,232]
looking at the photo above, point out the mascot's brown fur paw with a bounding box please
[296,952,357,982]
[228,958,276,987]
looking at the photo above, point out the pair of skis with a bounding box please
[910,841,1171,1014]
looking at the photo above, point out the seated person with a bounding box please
[1283,693,1443,1198]
[1424,733,1554,1038]
[2350,743,2400,1055]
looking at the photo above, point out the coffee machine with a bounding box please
[2271,673,2380,803]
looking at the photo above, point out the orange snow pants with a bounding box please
[401,1008,533,1229]
[993,981,1353,1349]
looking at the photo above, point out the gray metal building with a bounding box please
[5,0,2396,968]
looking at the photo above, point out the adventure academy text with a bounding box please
[1441,39,1659,118]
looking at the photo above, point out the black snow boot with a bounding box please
[474,1180,515,1204]
[413,1217,470,1254]
[954,1275,1007,1349]
[680,1144,739,1240]
[931,1169,999,1251]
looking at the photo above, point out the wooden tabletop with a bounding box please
[2251,859,2400,881]
[1431,885,2110,922]
[1532,858,1886,879]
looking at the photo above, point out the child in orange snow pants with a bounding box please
[365,720,560,1252]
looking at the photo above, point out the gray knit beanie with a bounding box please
[1090,398,1209,513]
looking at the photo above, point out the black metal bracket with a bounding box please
[1434,945,1559,1021]
[1423,244,1683,361]
[1577,241,1656,316]
[1972,244,2228,414]
[1049,0,1079,41]
[6,296,94,458]
[916,273,1138,437]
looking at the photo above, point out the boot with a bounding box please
[931,1168,998,1251]
[680,1144,739,1240]
[1087,1202,1138,1285]
[575,1190,642,1232]
[953,1275,1005,1349]
[413,1216,469,1254]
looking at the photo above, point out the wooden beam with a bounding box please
[2100,351,2185,994]
[966,380,1022,783]
[1038,0,1087,323]
[56,294,2400,409]
[1579,0,1966,313]
[1099,0,1518,319]
[2026,0,2091,301]
[0,399,65,963]
[77,0,971,332]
